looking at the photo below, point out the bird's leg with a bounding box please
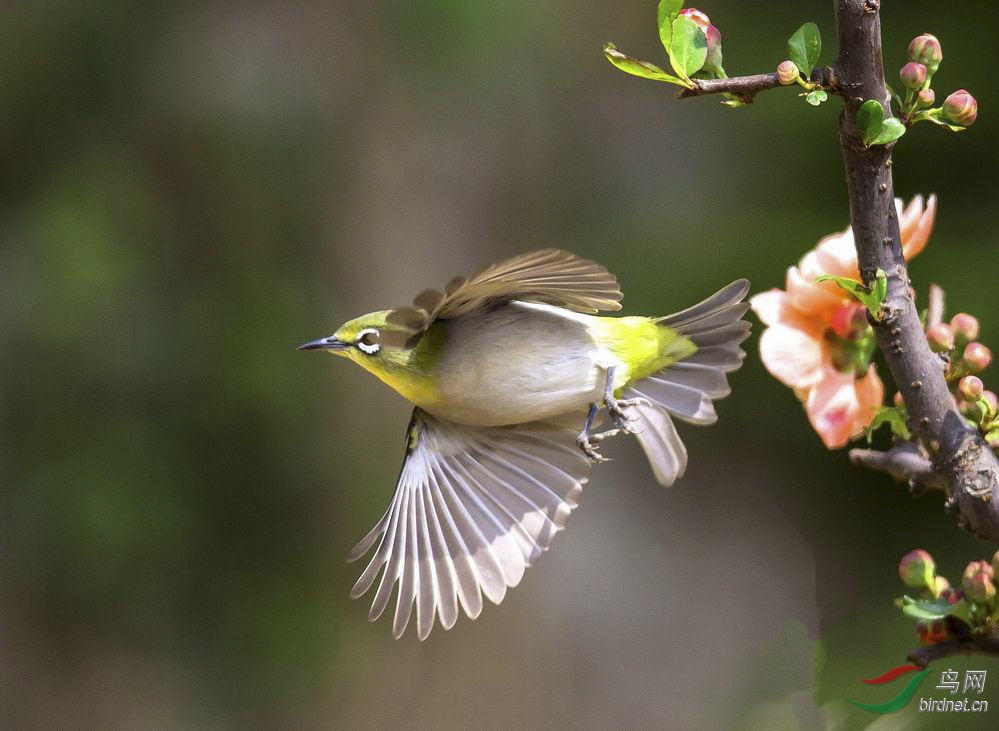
[602,365,646,433]
[576,403,621,463]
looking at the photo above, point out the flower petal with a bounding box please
[805,367,863,449]
[787,265,846,319]
[759,324,826,389]
[812,228,858,278]
[901,194,936,261]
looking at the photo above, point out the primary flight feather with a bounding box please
[300,249,750,639]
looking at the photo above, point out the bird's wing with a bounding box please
[382,249,622,347]
[348,408,592,639]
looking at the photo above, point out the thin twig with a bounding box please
[849,443,945,493]
[908,636,999,668]
[676,68,835,103]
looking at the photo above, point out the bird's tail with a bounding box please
[624,280,751,486]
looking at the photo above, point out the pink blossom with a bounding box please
[750,196,937,448]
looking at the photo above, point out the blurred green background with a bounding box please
[3,1,998,727]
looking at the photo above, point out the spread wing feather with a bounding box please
[382,249,622,349]
[349,409,591,639]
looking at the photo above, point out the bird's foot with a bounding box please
[576,428,621,463]
[605,395,648,434]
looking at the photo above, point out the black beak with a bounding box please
[297,336,350,351]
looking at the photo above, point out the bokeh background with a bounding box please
[3,1,998,728]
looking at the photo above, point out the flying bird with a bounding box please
[300,249,750,639]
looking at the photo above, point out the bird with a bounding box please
[299,249,750,639]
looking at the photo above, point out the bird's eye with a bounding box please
[356,328,381,354]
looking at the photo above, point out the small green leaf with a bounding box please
[816,268,887,317]
[604,43,685,85]
[787,22,821,77]
[668,14,708,79]
[805,89,828,106]
[901,595,970,623]
[857,100,885,145]
[865,406,911,443]
[657,0,685,50]
[871,118,906,145]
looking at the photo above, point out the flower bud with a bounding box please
[942,90,978,126]
[926,323,955,352]
[992,549,999,578]
[964,343,992,372]
[894,391,905,407]
[908,34,942,76]
[950,313,980,343]
[899,549,936,589]
[984,391,998,413]
[917,88,936,108]
[900,62,927,91]
[963,562,997,605]
[960,376,984,400]
[777,60,799,85]
[703,25,723,73]
[679,8,711,33]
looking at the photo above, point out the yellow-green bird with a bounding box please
[300,249,750,639]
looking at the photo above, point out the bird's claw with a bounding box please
[605,396,648,434]
[576,428,621,463]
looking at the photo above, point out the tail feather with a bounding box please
[628,279,751,486]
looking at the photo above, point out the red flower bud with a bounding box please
[679,8,711,33]
[964,343,992,372]
[942,89,978,126]
[926,323,955,352]
[941,586,964,605]
[777,60,798,85]
[703,24,723,73]
[899,549,936,589]
[960,375,985,400]
[908,34,942,75]
[917,88,936,108]
[831,303,868,340]
[950,313,980,343]
[983,391,998,412]
[894,391,905,407]
[900,62,927,91]
[963,562,997,604]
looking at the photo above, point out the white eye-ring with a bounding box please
[357,328,381,354]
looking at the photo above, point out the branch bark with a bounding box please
[675,69,834,103]
[908,636,999,668]
[833,0,999,541]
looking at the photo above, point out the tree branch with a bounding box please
[849,443,945,494]
[908,636,999,668]
[676,68,835,103]
[833,0,999,541]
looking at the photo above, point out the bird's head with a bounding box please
[298,311,442,399]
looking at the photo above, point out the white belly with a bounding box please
[427,302,626,426]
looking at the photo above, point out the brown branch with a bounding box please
[676,68,835,104]
[908,636,999,668]
[849,443,945,494]
[833,0,999,541]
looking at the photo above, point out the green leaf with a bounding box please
[668,15,707,80]
[657,0,685,50]
[901,595,970,623]
[805,89,828,106]
[787,22,821,77]
[871,118,906,145]
[856,100,885,146]
[865,406,911,443]
[603,43,685,85]
[816,268,888,318]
